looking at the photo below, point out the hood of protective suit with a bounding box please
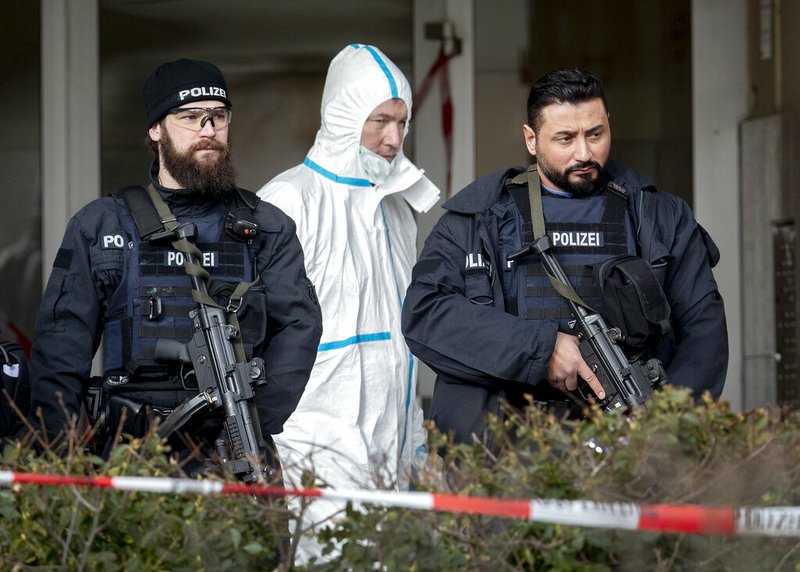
[305,44,439,213]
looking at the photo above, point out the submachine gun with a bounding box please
[508,166,667,412]
[151,221,270,483]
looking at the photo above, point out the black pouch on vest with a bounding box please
[594,255,671,353]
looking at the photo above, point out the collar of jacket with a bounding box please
[443,159,659,216]
[442,167,524,214]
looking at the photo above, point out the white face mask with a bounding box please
[359,145,397,185]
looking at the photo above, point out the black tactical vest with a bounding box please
[102,191,260,380]
[509,185,635,330]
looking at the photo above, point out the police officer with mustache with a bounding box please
[402,68,728,444]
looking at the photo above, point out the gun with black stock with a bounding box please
[152,222,271,483]
[509,234,667,412]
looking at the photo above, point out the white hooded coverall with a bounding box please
[257,44,440,562]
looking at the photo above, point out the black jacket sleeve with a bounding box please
[252,204,322,434]
[402,211,557,388]
[651,195,728,398]
[30,204,113,441]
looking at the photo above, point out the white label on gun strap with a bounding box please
[3,364,19,378]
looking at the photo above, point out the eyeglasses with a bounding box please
[165,106,232,131]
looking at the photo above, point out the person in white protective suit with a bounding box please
[257,44,440,562]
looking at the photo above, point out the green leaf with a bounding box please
[229,526,242,549]
[243,542,265,555]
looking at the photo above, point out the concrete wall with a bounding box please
[692,0,748,410]
[739,0,800,409]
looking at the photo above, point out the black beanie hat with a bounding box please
[142,59,232,127]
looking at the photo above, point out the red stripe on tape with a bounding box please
[433,493,531,519]
[638,504,736,535]
[13,472,113,489]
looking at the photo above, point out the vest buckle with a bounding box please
[226,297,243,314]
[146,295,163,320]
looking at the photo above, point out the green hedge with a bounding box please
[0,434,285,571]
[315,388,800,571]
[2,387,800,571]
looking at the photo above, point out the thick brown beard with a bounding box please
[159,130,238,195]
[537,159,609,197]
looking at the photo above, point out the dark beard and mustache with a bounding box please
[538,159,609,197]
[159,130,238,194]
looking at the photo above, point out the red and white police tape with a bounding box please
[1,470,798,537]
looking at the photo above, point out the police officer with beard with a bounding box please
[402,68,728,444]
[29,59,322,470]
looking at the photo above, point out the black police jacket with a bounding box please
[401,161,728,443]
[30,176,322,442]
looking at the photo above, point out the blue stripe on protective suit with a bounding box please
[351,44,399,98]
[303,157,371,187]
[317,331,391,352]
